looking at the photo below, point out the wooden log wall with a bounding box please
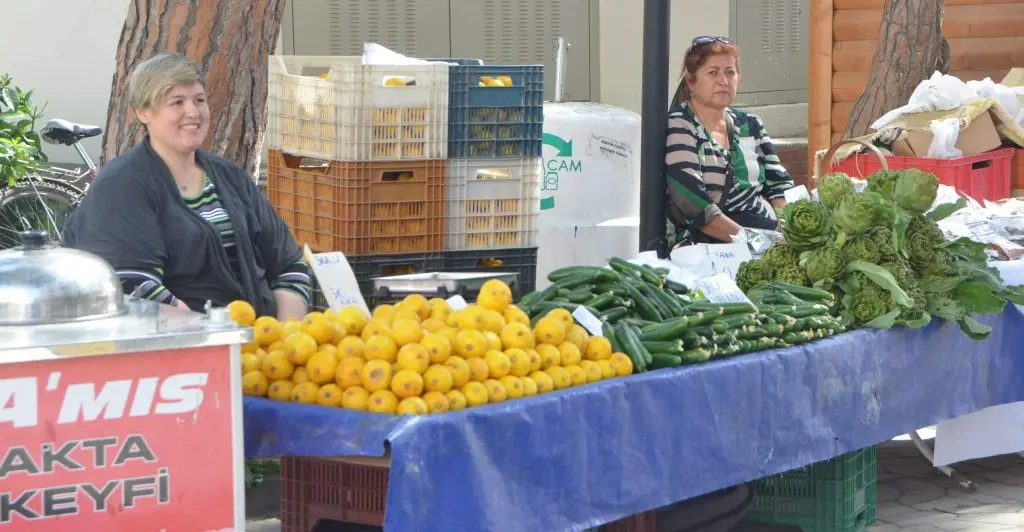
[808,0,1024,169]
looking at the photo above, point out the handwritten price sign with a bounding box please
[670,242,751,280]
[304,245,371,316]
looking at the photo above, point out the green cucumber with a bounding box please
[769,282,834,302]
[648,353,684,369]
[585,292,618,309]
[548,266,619,283]
[664,279,690,294]
[638,317,692,341]
[598,306,629,323]
[685,301,758,316]
[641,339,686,355]
[616,323,648,372]
[608,257,664,287]
[622,282,661,321]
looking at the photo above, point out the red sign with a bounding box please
[0,345,240,531]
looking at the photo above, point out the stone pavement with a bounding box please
[245,436,1024,531]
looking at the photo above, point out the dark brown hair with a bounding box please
[677,42,741,103]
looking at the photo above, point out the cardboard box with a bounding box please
[1002,67,1024,88]
[892,111,1002,158]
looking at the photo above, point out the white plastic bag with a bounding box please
[927,117,963,158]
[967,78,1022,121]
[362,43,452,66]
[872,72,975,130]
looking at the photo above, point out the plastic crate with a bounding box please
[280,455,389,531]
[310,252,445,310]
[745,447,877,532]
[266,55,448,161]
[1012,148,1024,191]
[597,511,656,532]
[831,148,1014,202]
[447,64,544,158]
[445,157,541,250]
[267,150,446,255]
[443,247,538,298]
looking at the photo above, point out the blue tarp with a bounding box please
[244,306,1024,532]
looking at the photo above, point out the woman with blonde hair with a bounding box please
[64,53,310,320]
[665,37,795,248]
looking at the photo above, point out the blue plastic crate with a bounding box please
[446,64,544,158]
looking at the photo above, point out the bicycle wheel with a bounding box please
[0,177,83,250]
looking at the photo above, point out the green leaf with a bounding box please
[927,296,965,322]
[918,275,969,293]
[901,311,933,329]
[845,260,914,307]
[1000,285,1024,306]
[941,237,990,263]
[958,316,992,341]
[953,281,1007,315]
[927,198,967,222]
[893,214,911,257]
[864,308,902,329]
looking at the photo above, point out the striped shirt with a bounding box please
[664,102,793,245]
[119,175,312,308]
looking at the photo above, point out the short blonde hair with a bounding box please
[126,53,203,110]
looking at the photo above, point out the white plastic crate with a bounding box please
[445,157,541,250]
[266,55,448,161]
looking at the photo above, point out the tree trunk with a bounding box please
[843,0,949,139]
[102,0,285,177]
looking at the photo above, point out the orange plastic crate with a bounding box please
[267,149,446,255]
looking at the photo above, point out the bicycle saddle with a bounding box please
[40,119,103,146]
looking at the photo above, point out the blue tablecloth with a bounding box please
[244,306,1024,532]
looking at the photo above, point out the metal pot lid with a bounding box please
[0,230,126,326]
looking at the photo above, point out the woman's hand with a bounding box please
[699,214,744,243]
[274,289,308,321]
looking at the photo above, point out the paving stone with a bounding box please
[878,483,902,503]
[956,512,1024,526]
[897,488,945,506]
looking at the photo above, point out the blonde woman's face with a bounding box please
[687,54,739,110]
[136,82,209,154]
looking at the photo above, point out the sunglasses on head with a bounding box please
[691,36,732,46]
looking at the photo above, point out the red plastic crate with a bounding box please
[280,455,389,531]
[830,147,1014,202]
[599,511,657,531]
[1012,148,1024,192]
[267,149,446,255]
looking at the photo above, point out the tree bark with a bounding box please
[843,0,949,139]
[102,0,285,177]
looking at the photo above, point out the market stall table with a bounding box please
[244,305,1024,532]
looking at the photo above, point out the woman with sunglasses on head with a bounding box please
[664,36,795,249]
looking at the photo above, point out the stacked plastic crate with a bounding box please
[441,61,545,297]
[264,56,450,304]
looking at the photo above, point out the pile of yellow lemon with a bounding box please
[236,279,633,416]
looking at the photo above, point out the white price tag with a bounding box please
[694,273,753,305]
[304,245,370,317]
[446,295,469,310]
[670,242,751,280]
[572,306,605,337]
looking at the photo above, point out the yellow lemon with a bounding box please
[284,332,319,366]
[499,376,524,399]
[580,360,603,383]
[526,349,543,372]
[241,353,263,375]
[421,332,452,364]
[372,304,396,321]
[565,364,587,386]
[533,317,566,345]
[227,300,256,327]
[306,351,339,385]
[609,353,634,376]
[338,336,366,359]
[483,379,507,403]
[291,367,310,384]
[290,381,320,404]
[390,318,423,346]
[535,343,562,369]
[341,386,370,410]
[483,310,506,334]
[261,351,294,381]
[335,357,366,389]
[521,376,538,396]
[445,390,468,411]
[252,316,283,347]
[422,364,454,393]
[500,322,535,350]
[558,342,583,366]
[364,335,399,363]
[528,371,555,394]
[466,357,491,382]
[422,391,450,414]
[455,306,487,330]
[360,359,393,392]
[597,359,617,379]
[396,343,430,373]
[390,369,424,399]
[396,396,429,416]
[242,371,269,397]
[460,382,489,407]
[585,336,613,361]
[281,320,303,338]
[337,305,369,335]
[484,350,511,379]
[443,356,472,387]
[505,348,532,377]
[454,329,488,358]
[503,306,530,327]
[544,366,572,390]
[482,330,503,352]
[316,384,344,407]
[367,390,399,414]
[361,319,392,341]
[267,379,294,401]
[565,324,590,352]
[545,308,574,330]
[301,312,336,345]
[421,317,448,333]
[392,310,422,324]
[399,294,431,320]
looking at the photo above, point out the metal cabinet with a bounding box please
[729,0,808,106]
[280,0,598,102]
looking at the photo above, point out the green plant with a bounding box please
[0,74,47,186]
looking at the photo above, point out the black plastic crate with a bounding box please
[311,252,444,310]
[443,247,538,299]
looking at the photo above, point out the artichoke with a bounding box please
[844,291,890,325]
[843,235,881,264]
[833,193,878,235]
[761,243,801,271]
[900,287,929,322]
[780,200,833,251]
[804,246,846,285]
[818,172,855,209]
[880,260,917,289]
[735,258,773,292]
[866,226,897,262]
[865,169,901,202]
[893,168,939,215]
[907,236,937,271]
[843,271,887,299]
[906,215,944,246]
[773,263,809,287]
[917,249,956,278]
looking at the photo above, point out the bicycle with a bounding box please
[0,118,101,249]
